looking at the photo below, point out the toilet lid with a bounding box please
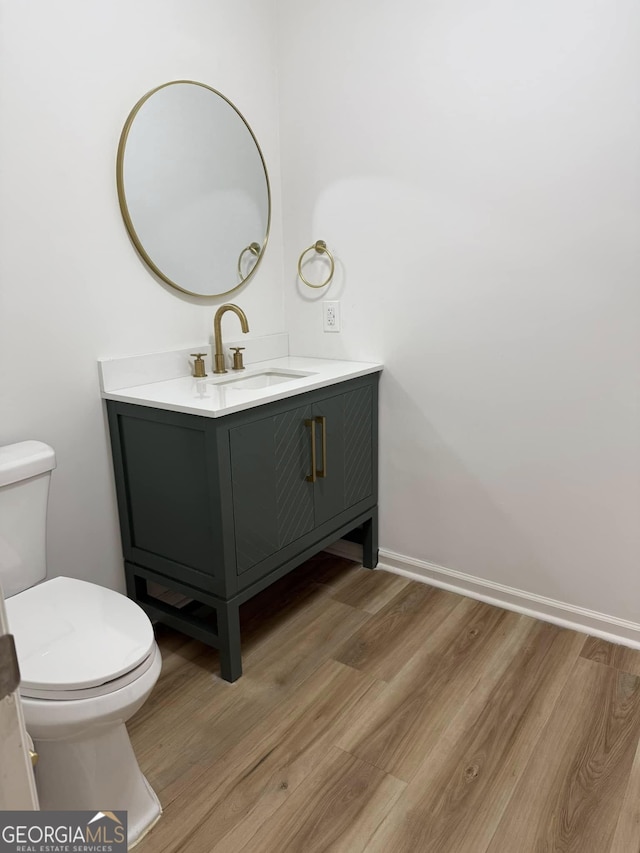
[5,576,155,692]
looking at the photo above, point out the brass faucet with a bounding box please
[213,304,249,373]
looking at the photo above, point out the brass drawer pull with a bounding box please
[315,416,327,478]
[305,419,317,483]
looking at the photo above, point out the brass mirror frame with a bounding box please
[116,80,271,297]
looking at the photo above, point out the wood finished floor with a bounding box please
[129,555,640,852]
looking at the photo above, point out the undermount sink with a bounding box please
[208,369,314,391]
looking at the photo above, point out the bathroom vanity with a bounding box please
[109,82,380,681]
[102,354,381,682]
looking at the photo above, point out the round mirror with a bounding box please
[116,81,271,297]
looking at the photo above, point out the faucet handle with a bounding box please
[190,353,208,378]
[230,347,246,371]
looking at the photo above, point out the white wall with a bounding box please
[277,0,640,621]
[0,0,284,591]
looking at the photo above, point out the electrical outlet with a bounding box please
[323,301,341,333]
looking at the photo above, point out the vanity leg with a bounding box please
[125,564,147,601]
[218,601,242,683]
[362,509,379,569]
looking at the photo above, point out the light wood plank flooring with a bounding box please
[129,555,640,852]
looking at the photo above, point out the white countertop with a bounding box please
[101,356,383,418]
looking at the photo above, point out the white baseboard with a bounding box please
[324,541,640,650]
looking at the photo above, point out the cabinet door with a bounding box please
[313,385,373,527]
[230,404,315,574]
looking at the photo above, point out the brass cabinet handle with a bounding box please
[315,416,327,478]
[305,419,317,483]
[29,749,38,767]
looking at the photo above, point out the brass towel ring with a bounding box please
[297,240,335,289]
[237,242,261,280]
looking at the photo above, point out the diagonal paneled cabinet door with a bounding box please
[230,403,315,574]
[313,385,373,527]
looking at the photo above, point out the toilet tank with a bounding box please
[0,441,56,597]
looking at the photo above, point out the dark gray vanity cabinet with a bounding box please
[106,372,379,682]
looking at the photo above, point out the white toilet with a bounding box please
[0,440,162,846]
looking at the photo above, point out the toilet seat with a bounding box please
[6,575,155,696]
[19,647,158,700]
